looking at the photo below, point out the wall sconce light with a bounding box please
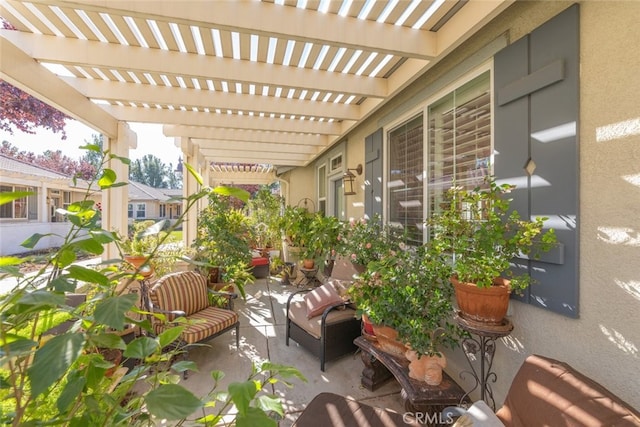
[343,164,363,196]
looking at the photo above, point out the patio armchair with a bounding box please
[285,255,362,371]
[146,271,240,377]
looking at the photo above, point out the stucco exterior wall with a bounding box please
[291,0,640,409]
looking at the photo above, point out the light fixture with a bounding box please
[343,164,363,196]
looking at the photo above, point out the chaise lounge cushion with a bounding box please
[495,354,640,427]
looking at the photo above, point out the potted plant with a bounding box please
[245,187,284,254]
[118,219,168,277]
[348,245,464,382]
[428,175,557,325]
[300,213,342,269]
[192,193,254,298]
[279,206,313,264]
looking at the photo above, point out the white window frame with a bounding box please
[317,163,327,215]
[135,203,146,219]
[0,185,31,220]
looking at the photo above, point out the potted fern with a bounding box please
[428,175,557,325]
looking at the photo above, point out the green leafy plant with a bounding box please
[0,144,304,426]
[245,187,284,250]
[336,214,406,268]
[428,175,557,293]
[301,214,342,264]
[348,246,463,357]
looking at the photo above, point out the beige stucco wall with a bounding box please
[290,0,640,409]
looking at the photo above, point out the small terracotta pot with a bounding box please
[362,314,375,336]
[451,276,511,325]
[302,259,315,269]
[372,324,408,357]
[405,350,447,385]
[124,255,153,277]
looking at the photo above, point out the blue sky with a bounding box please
[0,120,182,168]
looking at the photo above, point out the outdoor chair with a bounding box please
[285,255,362,371]
[146,271,240,378]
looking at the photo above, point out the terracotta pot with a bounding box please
[99,348,123,377]
[451,276,511,325]
[405,350,447,385]
[362,314,375,336]
[372,324,408,357]
[124,255,153,277]
[302,259,315,269]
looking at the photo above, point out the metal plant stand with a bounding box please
[455,313,514,410]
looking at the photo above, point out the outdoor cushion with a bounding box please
[304,283,344,319]
[152,306,238,344]
[150,271,209,319]
[251,257,269,266]
[288,300,355,339]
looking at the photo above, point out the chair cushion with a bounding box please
[325,277,353,300]
[289,300,356,339]
[153,306,238,344]
[251,257,269,266]
[150,271,209,318]
[304,283,344,319]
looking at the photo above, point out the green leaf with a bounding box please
[98,169,117,189]
[211,370,225,382]
[57,374,86,413]
[93,294,138,330]
[0,335,37,357]
[260,362,307,382]
[90,229,118,244]
[157,326,184,348]
[0,256,23,267]
[145,384,202,420]
[67,265,109,286]
[123,336,158,359]
[72,238,104,255]
[90,333,126,350]
[255,395,284,417]
[28,334,85,397]
[21,233,49,249]
[0,191,34,205]
[228,380,259,416]
[184,163,203,185]
[171,360,197,373]
[18,290,65,307]
[212,186,250,203]
[57,248,77,267]
[236,407,278,427]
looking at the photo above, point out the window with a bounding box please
[159,204,166,218]
[317,164,326,215]
[136,203,146,218]
[329,154,342,172]
[0,185,31,219]
[128,204,133,218]
[427,71,491,222]
[387,115,424,245]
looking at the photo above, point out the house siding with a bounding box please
[290,1,640,408]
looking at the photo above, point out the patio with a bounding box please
[179,275,405,426]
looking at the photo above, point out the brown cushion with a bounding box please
[150,271,209,319]
[304,283,344,319]
[496,354,640,427]
[292,392,419,427]
[325,277,353,300]
[288,301,356,339]
[153,306,238,344]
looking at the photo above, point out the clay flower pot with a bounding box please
[405,349,447,385]
[451,276,511,325]
[372,324,408,357]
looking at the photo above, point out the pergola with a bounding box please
[0,0,512,251]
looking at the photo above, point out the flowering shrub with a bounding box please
[336,214,406,267]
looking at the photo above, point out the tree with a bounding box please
[0,81,68,138]
[129,154,171,188]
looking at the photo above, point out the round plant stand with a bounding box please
[455,312,514,410]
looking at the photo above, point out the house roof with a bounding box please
[0,0,512,171]
[128,180,176,202]
[0,153,72,182]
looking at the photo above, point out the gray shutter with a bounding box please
[494,5,579,318]
[364,128,383,219]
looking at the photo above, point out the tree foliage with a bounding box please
[129,154,182,189]
[0,80,68,138]
[0,140,97,179]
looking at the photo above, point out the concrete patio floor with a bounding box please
[178,276,406,426]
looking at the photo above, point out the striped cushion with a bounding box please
[153,307,238,344]
[150,271,209,319]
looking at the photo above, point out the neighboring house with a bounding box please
[127,181,182,224]
[0,156,182,254]
[0,153,97,255]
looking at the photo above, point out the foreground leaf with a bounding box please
[28,334,85,397]
[145,384,202,419]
